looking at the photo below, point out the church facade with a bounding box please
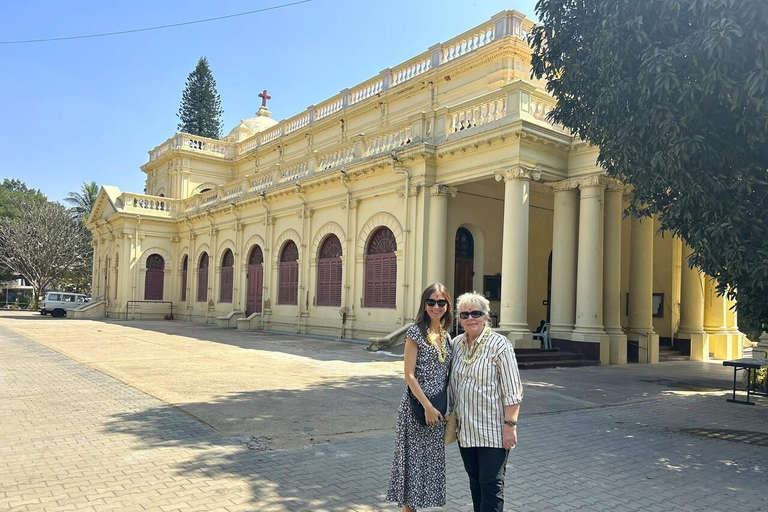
[86,10,743,364]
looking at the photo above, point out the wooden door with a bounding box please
[453,228,474,298]
[246,246,264,315]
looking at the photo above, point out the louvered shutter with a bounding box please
[180,256,188,301]
[144,254,164,300]
[220,250,234,303]
[197,253,209,302]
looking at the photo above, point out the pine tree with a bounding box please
[177,57,224,139]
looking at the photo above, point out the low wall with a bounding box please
[70,301,106,319]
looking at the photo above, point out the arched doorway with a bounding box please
[454,227,474,299]
[246,245,264,315]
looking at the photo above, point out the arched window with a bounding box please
[364,227,397,308]
[144,254,165,300]
[219,249,234,303]
[278,241,299,305]
[197,253,209,302]
[246,245,264,315]
[180,255,188,301]
[317,235,342,307]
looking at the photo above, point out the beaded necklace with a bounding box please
[461,325,491,365]
[426,326,449,363]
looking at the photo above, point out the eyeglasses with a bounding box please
[425,299,448,308]
[459,310,485,319]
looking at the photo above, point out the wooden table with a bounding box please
[722,358,768,405]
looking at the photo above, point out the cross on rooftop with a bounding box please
[258,89,271,107]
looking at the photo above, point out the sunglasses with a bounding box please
[459,310,485,319]
[425,299,449,308]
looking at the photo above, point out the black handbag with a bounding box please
[408,383,448,425]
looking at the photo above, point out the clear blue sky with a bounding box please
[0,1,539,203]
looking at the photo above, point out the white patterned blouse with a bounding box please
[450,328,524,448]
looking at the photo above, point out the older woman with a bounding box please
[450,292,523,512]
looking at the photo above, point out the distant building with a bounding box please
[1,278,34,306]
[87,10,743,364]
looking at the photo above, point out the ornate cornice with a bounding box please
[575,175,606,190]
[397,184,422,198]
[429,184,457,197]
[547,179,579,193]
[494,165,542,183]
[603,177,627,193]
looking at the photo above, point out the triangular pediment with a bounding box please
[87,185,121,225]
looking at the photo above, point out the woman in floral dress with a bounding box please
[386,282,454,511]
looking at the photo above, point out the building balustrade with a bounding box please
[148,11,533,164]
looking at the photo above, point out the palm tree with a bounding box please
[64,181,99,219]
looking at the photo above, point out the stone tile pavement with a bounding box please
[2,319,768,511]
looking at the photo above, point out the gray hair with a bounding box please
[455,291,490,316]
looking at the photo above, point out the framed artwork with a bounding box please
[652,293,664,318]
[484,274,501,301]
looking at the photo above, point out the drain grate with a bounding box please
[684,428,768,448]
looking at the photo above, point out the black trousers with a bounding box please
[458,445,509,512]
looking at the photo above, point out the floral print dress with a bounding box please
[386,324,453,509]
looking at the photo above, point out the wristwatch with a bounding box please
[504,419,517,427]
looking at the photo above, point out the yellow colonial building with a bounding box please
[85,10,743,364]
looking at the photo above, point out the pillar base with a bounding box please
[707,331,732,360]
[503,330,535,349]
[678,332,710,361]
[627,330,659,363]
[607,332,628,365]
[570,331,610,365]
[728,332,744,359]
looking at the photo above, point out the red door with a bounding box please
[246,246,264,315]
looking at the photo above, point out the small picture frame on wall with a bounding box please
[652,293,664,318]
[484,274,501,301]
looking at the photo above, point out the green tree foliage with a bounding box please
[530,0,768,330]
[0,179,45,219]
[177,57,224,139]
[64,181,100,220]
[0,180,47,282]
[0,196,92,304]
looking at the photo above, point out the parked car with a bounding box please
[40,292,90,317]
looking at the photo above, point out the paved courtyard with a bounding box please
[1,312,768,511]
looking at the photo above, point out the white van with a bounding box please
[40,292,90,317]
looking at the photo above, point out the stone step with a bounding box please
[518,358,601,370]
[658,354,691,362]
[516,351,591,363]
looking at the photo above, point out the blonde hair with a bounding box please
[455,291,490,316]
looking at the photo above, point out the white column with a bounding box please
[678,243,709,360]
[603,179,627,364]
[627,215,659,363]
[572,176,609,364]
[495,168,537,347]
[187,231,196,313]
[342,199,359,337]
[234,220,244,311]
[548,180,579,339]
[426,184,456,286]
